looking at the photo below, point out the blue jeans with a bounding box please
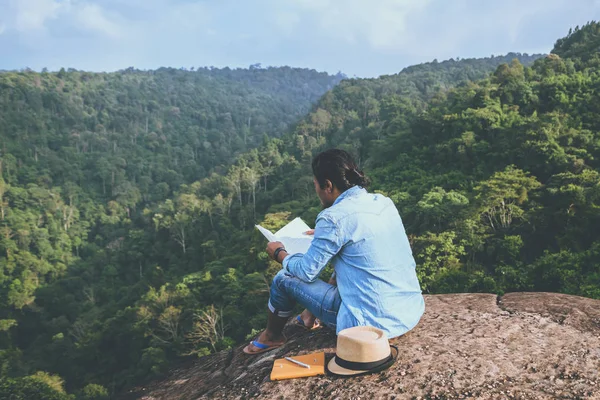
[268,269,341,329]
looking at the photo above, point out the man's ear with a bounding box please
[325,179,333,193]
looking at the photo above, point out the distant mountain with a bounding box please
[552,21,600,62]
[285,52,544,164]
[0,66,343,195]
[386,52,543,97]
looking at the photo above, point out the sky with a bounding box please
[1,0,600,78]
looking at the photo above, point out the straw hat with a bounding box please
[327,326,398,377]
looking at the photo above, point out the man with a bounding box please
[243,149,424,354]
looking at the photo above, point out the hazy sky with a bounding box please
[1,0,599,77]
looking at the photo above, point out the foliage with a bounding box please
[0,372,72,400]
[76,384,109,400]
[3,22,600,399]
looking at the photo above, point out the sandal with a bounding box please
[293,315,322,331]
[243,336,286,355]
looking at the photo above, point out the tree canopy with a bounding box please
[4,22,600,398]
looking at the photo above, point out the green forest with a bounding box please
[1,22,600,399]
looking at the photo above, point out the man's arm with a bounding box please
[266,242,289,264]
[267,216,342,283]
[267,247,338,285]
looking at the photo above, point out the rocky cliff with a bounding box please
[125,293,600,399]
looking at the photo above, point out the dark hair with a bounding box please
[312,149,370,191]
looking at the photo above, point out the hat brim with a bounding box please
[326,346,398,377]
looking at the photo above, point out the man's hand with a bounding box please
[304,229,315,235]
[266,241,286,261]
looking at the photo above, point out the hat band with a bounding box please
[334,352,393,371]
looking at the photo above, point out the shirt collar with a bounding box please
[332,185,366,207]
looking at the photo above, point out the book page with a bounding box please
[276,218,313,254]
[255,225,277,242]
[255,217,313,255]
[275,217,312,238]
[279,236,313,255]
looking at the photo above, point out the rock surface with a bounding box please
[125,293,600,399]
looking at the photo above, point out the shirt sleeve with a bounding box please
[281,215,343,283]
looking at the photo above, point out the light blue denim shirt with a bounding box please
[282,186,425,338]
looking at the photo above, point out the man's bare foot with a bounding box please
[299,309,320,329]
[243,329,286,354]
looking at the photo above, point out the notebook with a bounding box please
[270,352,325,381]
[255,217,313,255]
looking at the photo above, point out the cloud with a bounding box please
[3,0,123,38]
[273,0,600,58]
[12,0,63,32]
[276,0,432,51]
[152,1,210,32]
[273,10,301,37]
[273,0,595,62]
[0,0,599,76]
[73,3,122,38]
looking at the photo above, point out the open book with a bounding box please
[255,217,313,255]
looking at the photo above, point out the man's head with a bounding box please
[311,149,370,208]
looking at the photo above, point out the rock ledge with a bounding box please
[126,293,600,399]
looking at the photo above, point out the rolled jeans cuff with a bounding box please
[268,300,294,318]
